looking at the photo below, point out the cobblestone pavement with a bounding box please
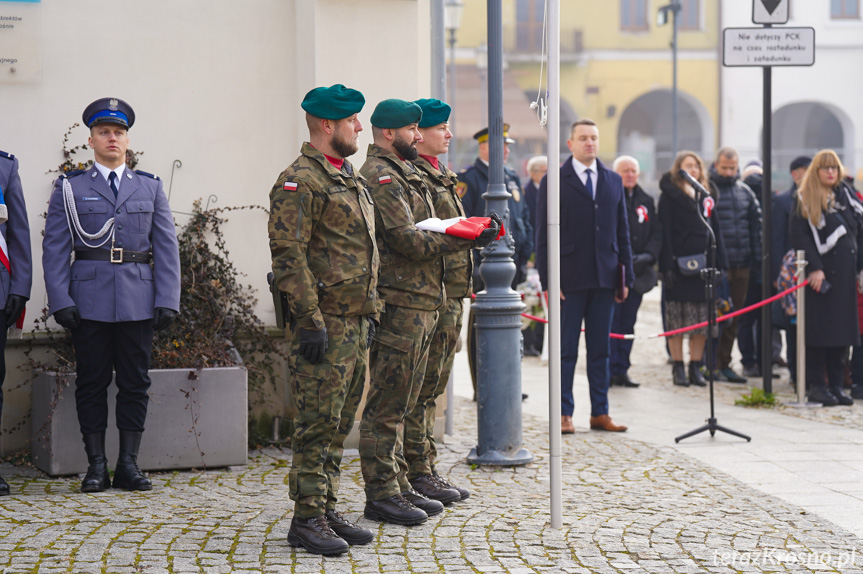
[624,292,863,430]
[2,390,863,573]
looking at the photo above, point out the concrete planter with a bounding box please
[31,367,248,476]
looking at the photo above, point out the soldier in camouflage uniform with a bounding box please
[404,99,471,504]
[268,84,379,556]
[359,99,500,526]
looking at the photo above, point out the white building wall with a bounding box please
[720,0,863,182]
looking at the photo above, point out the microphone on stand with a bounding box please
[678,169,709,200]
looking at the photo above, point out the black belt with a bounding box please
[75,249,152,264]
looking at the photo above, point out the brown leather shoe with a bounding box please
[589,414,627,432]
[561,416,575,434]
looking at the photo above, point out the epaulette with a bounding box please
[61,169,85,178]
[0,150,14,161]
[135,170,161,181]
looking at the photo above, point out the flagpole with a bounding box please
[547,0,563,530]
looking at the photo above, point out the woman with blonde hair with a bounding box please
[658,151,728,387]
[790,149,863,406]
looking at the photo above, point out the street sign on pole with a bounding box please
[723,27,815,67]
[753,0,789,25]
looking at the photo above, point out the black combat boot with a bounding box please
[688,362,708,387]
[112,431,152,491]
[364,493,428,525]
[81,432,111,493]
[402,489,444,516]
[288,515,349,555]
[432,473,470,501]
[672,361,688,386]
[325,510,374,545]
[409,474,461,504]
[0,476,9,496]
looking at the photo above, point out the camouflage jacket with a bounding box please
[361,144,473,311]
[269,142,380,330]
[413,156,473,299]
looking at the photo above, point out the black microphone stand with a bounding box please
[675,179,751,443]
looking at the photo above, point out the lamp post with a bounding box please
[475,44,489,126]
[657,0,682,168]
[467,0,532,467]
[444,0,464,168]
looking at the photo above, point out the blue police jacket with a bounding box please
[0,151,32,305]
[43,164,181,322]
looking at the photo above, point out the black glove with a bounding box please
[662,271,675,291]
[366,317,377,348]
[631,253,654,276]
[153,307,178,332]
[54,306,82,330]
[299,326,328,363]
[475,213,503,248]
[4,294,27,328]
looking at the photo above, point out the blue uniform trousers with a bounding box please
[0,311,6,417]
[610,290,643,377]
[561,288,615,417]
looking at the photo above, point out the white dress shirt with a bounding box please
[571,157,597,199]
[94,162,126,193]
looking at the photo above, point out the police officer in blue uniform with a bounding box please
[42,98,181,493]
[0,149,32,496]
[458,124,533,397]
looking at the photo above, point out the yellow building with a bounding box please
[452,0,719,184]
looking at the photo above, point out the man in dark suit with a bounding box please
[0,149,32,496]
[43,98,181,493]
[536,119,633,434]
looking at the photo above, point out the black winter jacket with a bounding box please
[710,172,762,268]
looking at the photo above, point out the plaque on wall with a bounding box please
[0,0,42,83]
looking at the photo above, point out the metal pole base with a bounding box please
[784,401,823,408]
[467,446,534,466]
[675,417,751,443]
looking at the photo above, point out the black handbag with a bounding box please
[675,253,706,277]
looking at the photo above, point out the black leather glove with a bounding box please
[366,317,377,348]
[299,326,328,363]
[153,307,178,332]
[475,213,503,248]
[4,294,27,328]
[632,253,654,276]
[54,306,82,330]
[662,271,675,291]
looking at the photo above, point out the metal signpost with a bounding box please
[722,0,814,395]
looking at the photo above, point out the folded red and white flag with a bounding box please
[416,216,505,240]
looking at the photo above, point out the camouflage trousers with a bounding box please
[359,304,438,501]
[288,313,370,519]
[404,297,464,479]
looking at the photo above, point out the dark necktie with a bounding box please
[108,171,119,198]
[585,169,594,200]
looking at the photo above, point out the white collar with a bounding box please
[571,157,597,176]
[94,161,126,183]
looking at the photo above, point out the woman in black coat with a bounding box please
[658,151,728,387]
[790,149,863,406]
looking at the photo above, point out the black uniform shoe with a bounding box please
[672,361,688,386]
[0,476,9,496]
[287,515,349,555]
[612,374,640,388]
[112,431,152,491]
[718,367,747,383]
[81,432,111,493]
[325,510,374,545]
[409,474,461,505]
[402,489,444,516]
[808,386,839,407]
[364,494,428,526]
[830,388,854,406]
[432,473,470,501]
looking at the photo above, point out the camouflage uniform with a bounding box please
[359,144,473,501]
[403,157,472,479]
[268,142,380,519]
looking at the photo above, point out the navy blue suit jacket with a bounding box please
[536,157,634,292]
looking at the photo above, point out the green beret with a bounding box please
[301,84,365,120]
[414,98,451,128]
[370,99,423,129]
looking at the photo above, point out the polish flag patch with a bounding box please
[379,175,392,184]
[283,181,298,191]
